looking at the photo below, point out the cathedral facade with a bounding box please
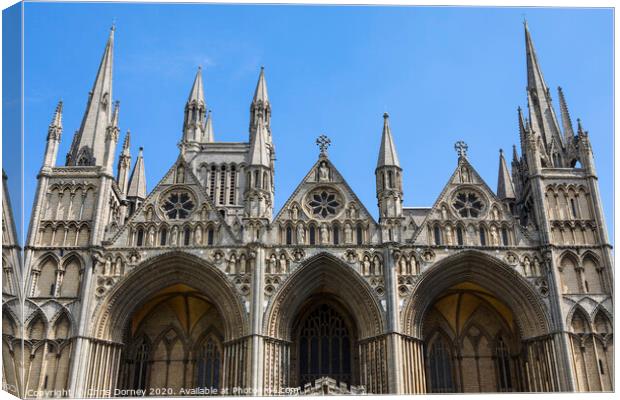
[3,22,614,397]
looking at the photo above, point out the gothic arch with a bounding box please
[591,306,613,334]
[91,251,247,342]
[263,252,385,340]
[566,304,591,332]
[403,250,551,339]
[49,309,75,339]
[26,312,48,340]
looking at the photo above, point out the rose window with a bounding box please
[307,190,341,218]
[453,191,484,218]
[161,191,195,219]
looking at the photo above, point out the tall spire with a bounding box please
[127,147,147,199]
[120,130,131,157]
[558,86,575,142]
[253,66,269,105]
[524,20,548,94]
[187,66,205,105]
[248,118,270,167]
[512,144,519,164]
[49,100,63,133]
[249,67,271,140]
[117,130,132,194]
[68,26,115,166]
[523,21,563,154]
[183,67,207,143]
[497,149,516,200]
[43,101,64,168]
[204,110,214,142]
[47,100,63,142]
[376,113,401,168]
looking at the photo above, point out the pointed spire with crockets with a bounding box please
[204,109,214,143]
[249,67,271,141]
[43,101,64,168]
[67,26,115,166]
[558,86,575,143]
[48,101,63,140]
[127,147,147,199]
[375,113,404,231]
[497,149,516,200]
[524,21,564,158]
[512,144,519,165]
[376,112,401,168]
[248,117,270,168]
[183,67,207,143]
[117,130,132,194]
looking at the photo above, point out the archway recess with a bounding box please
[86,252,248,395]
[263,252,387,393]
[402,251,555,393]
[423,282,521,393]
[403,251,551,340]
[93,252,247,342]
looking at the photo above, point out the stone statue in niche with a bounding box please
[318,161,330,182]
[320,223,329,244]
[349,204,358,219]
[344,223,352,244]
[532,257,541,275]
[114,258,122,276]
[227,254,237,273]
[444,225,453,245]
[279,253,288,273]
[195,227,203,245]
[268,253,278,274]
[104,257,112,276]
[290,204,299,220]
[490,225,499,246]
[148,227,155,246]
[176,166,185,183]
[362,255,371,275]
[296,224,305,244]
[171,226,178,246]
[461,167,470,183]
[522,257,531,275]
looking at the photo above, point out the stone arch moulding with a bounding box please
[263,251,385,341]
[403,250,551,340]
[91,251,248,343]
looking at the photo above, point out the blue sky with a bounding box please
[13,3,614,244]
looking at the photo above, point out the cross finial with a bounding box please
[454,140,468,158]
[316,134,331,157]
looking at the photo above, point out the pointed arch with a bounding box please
[592,307,612,335]
[263,252,385,340]
[558,251,581,294]
[60,253,83,297]
[92,251,247,342]
[403,250,550,339]
[27,312,48,340]
[569,306,591,334]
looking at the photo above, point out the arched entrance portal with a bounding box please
[403,251,555,393]
[88,252,248,396]
[263,253,386,393]
[118,284,225,393]
[423,282,519,393]
[291,297,356,388]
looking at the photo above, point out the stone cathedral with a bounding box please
[2,22,614,397]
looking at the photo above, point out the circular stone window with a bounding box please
[306,188,342,219]
[452,190,484,218]
[161,190,196,219]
